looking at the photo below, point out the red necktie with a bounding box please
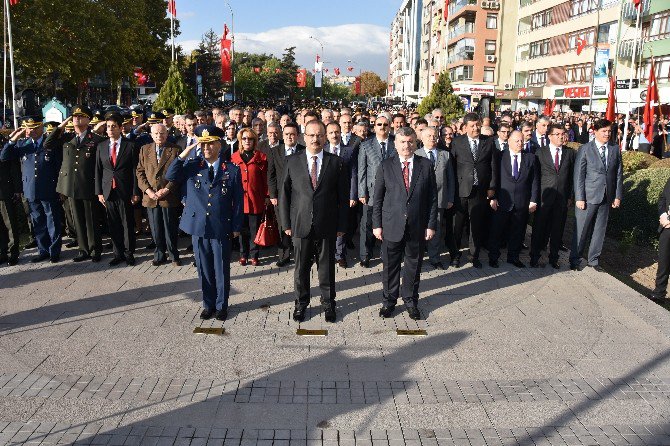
[111,141,117,189]
[554,148,560,172]
[402,161,410,192]
[310,156,318,189]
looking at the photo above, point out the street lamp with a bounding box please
[224,0,235,101]
[309,35,325,96]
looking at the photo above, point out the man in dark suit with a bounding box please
[573,118,590,144]
[45,106,106,262]
[358,114,396,267]
[95,113,140,266]
[324,121,357,268]
[451,112,497,268]
[221,120,239,162]
[176,114,200,158]
[494,123,512,152]
[257,122,282,155]
[520,121,540,154]
[530,116,550,149]
[0,146,21,265]
[339,113,362,249]
[530,124,576,268]
[488,130,539,268]
[372,126,437,320]
[650,177,670,301]
[570,119,623,271]
[279,120,349,323]
[268,122,304,267]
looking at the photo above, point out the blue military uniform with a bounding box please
[165,126,243,315]
[0,118,63,261]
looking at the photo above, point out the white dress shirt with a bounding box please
[306,150,324,179]
[399,155,414,184]
[424,147,438,166]
[509,151,522,173]
[109,138,121,159]
[549,144,562,165]
[595,141,608,167]
[329,143,341,156]
[285,145,297,156]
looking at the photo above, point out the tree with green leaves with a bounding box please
[189,28,223,101]
[154,63,198,113]
[417,71,464,121]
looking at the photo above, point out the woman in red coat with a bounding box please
[230,128,268,266]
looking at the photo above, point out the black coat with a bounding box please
[450,135,496,197]
[95,137,140,201]
[658,177,670,233]
[535,146,576,208]
[0,157,21,200]
[493,150,540,212]
[267,143,305,200]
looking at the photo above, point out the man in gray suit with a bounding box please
[416,126,455,269]
[358,114,396,267]
[570,119,623,271]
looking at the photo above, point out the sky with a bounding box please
[175,0,398,77]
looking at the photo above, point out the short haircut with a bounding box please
[395,126,416,138]
[282,122,300,133]
[415,118,428,126]
[105,113,123,126]
[462,112,481,126]
[194,110,207,118]
[267,122,281,131]
[305,120,326,135]
[547,123,565,134]
[392,113,406,122]
[326,121,341,130]
[593,119,612,131]
[538,115,551,124]
[303,110,319,120]
[251,118,264,126]
[498,122,512,132]
[184,114,196,121]
[520,120,535,130]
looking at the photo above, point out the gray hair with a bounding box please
[251,118,265,127]
[395,126,416,138]
[267,121,281,130]
[377,112,392,122]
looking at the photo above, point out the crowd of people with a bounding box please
[2,100,670,323]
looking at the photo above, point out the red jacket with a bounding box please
[231,150,268,214]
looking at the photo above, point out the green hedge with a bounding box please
[608,167,670,245]
[622,151,658,175]
[649,158,670,169]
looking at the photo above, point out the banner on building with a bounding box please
[296,69,307,88]
[593,49,609,96]
[220,25,232,83]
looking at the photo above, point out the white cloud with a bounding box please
[180,11,196,19]
[179,39,200,53]
[178,23,390,77]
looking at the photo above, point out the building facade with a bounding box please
[389,0,424,102]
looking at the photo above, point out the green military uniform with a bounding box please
[44,106,106,260]
[0,154,22,264]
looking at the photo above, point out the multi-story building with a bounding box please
[389,0,423,102]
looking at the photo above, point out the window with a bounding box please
[529,39,550,58]
[570,0,598,17]
[486,14,498,29]
[528,69,547,86]
[638,55,670,82]
[598,22,615,44]
[649,12,670,40]
[485,40,497,56]
[483,67,495,83]
[516,44,529,62]
[568,29,595,50]
[449,65,474,81]
[565,63,592,83]
[531,9,552,30]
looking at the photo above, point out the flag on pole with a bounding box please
[643,59,658,143]
[576,37,587,55]
[443,0,449,21]
[543,99,551,116]
[9,0,18,5]
[167,0,176,16]
[354,77,361,95]
[605,76,617,121]
[220,24,232,83]
[633,0,641,9]
[334,68,340,76]
[347,66,354,72]
[296,69,307,88]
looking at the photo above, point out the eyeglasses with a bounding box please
[241,137,254,141]
[376,123,389,127]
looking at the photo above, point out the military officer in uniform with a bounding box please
[0,134,22,265]
[165,125,243,321]
[45,106,107,262]
[162,108,181,140]
[1,117,63,262]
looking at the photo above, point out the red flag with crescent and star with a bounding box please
[643,59,659,142]
[220,24,232,82]
[576,36,587,55]
[167,0,176,16]
[296,69,307,88]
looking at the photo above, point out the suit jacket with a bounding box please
[95,137,140,201]
[45,128,106,200]
[371,155,438,243]
[530,132,548,150]
[494,137,509,152]
[450,135,496,197]
[267,143,305,200]
[0,157,21,200]
[136,142,182,208]
[415,147,455,209]
[279,151,349,239]
[493,150,540,212]
[658,177,670,232]
[574,140,623,205]
[0,138,62,201]
[573,124,590,144]
[324,142,358,200]
[221,140,239,162]
[522,139,540,155]
[257,139,281,155]
[535,145,576,208]
[358,137,396,202]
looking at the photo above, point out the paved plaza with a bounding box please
[0,241,670,446]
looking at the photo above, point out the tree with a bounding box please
[153,63,198,113]
[357,71,387,97]
[189,29,222,101]
[417,71,464,121]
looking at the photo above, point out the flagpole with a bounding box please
[224,1,234,101]
[4,0,16,129]
[587,0,601,114]
[3,0,7,127]
[170,12,175,62]
[622,0,642,151]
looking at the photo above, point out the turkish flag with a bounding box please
[253,67,261,74]
[220,26,232,83]
[543,99,551,116]
[605,76,617,121]
[633,0,641,9]
[167,0,176,16]
[347,66,354,72]
[444,0,449,21]
[296,69,307,88]
[576,37,587,55]
[9,0,18,5]
[334,68,340,76]
[643,59,659,142]
[354,77,361,95]
[275,68,281,73]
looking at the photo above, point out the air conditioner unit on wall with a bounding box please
[486,55,496,62]
[481,1,490,8]
[504,83,514,90]
[490,1,500,9]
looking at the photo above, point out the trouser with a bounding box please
[292,234,336,308]
[147,206,180,262]
[240,213,262,259]
[71,198,102,257]
[61,196,77,238]
[359,204,376,260]
[105,191,136,258]
[0,199,20,259]
[453,187,487,258]
[426,208,445,263]
[28,199,62,259]
[193,236,231,311]
[530,202,568,263]
[488,206,529,263]
[443,206,457,258]
[381,225,425,308]
[654,228,670,297]
[275,204,292,262]
[21,197,35,243]
[570,201,610,267]
[347,203,362,246]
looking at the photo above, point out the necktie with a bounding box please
[502,142,508,152]
[110,142,117,189]
[429,150,435,167]
[599,145,606,166]
[380,142,387,159]
[471,140,479,186]
[524,142,530,153]
[208,165,214,182]
[554,148,560,172]
[343,135,349,145]
[541,135,547,147]
[286,147,293,157]
[156,145,162,161]
[513,154,519,180]
[332,146,338,157]
[402,161,410,192]
[76,135,81,146]
[310,156,318,189]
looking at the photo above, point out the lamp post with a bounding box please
[309,35,324,97]
[224,1,235,101]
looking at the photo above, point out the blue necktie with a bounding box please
[513,154,519,180]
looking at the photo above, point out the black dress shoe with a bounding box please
[472,258,482,269]
[109,257,125,266]
[430,261,445,270]
[360,258,371,268]
[570,263,581,271]
[24,240,37,249]
[276,258,290,267]
[324,306,336,323]
[31,253,49,263]
[215,308,228,321]
[8,256,18,266]
[379,305,395,318]
[489,259,499,268]
[292,307,306,322]
[72,253,91,262]
[125,254,135,266]
[337,258,348,268]
[49,256,60,264]
[65,241,78,248]
[407,307,421,320]
[152,259,167,266]
[172,260,182,267]
[550,261,560,269]
[450,255,461,268]
[508,260,526,268]
[529,260,539,268]
[91,255,101,263]
[200,308,215,320]
[589,264,605,272]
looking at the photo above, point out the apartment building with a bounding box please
[389,0,424,102]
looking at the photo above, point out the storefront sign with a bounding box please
[517,87,543,99]
[554,86,590,99]
[616,79,639,89]
[452,84,495,96]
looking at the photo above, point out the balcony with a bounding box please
[618,39,643,60]
[447,49,475,64]
[448,0,477,20]
[448,22,475,40]
[622,0,650,22]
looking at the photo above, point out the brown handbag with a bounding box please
[254,203,280,247]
